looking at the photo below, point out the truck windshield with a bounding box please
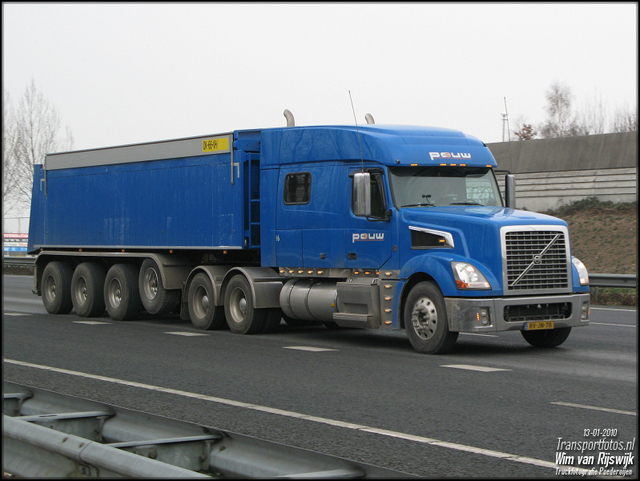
[388,166,503,208]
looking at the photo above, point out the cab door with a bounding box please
[345,168,394,269]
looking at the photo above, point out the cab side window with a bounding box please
[284,172,311,205]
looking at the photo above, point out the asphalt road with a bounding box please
[3,274,637,478]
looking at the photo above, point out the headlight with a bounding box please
[451,261,491,289]
[572,257,589,286]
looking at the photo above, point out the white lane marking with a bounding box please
[441,364,511,372]
[3,313,29,316]
[589,322,636,328]
[283,346,338,352]
[2,359,577,473]
[165,332,209,337]
[73,321,111,325]
[551,402,636,416]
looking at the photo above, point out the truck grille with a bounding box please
[502,227,570,294]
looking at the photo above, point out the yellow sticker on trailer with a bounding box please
[202,137,230,153]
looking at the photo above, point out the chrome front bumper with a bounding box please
[445,293,590,333]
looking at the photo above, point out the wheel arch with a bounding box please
[220,267,283,310]
[184,265,233,309]
[398,272,442,329]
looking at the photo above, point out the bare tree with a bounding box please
[611,103,637,133]
[538,81,585,138]
[3,80,73,216]
[509,83,635,141]
[512,119,538,141]
[3,91,21,215]
[575,90,608,135]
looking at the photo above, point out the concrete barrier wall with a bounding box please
[488,131,637,212]
[496,167,636,212]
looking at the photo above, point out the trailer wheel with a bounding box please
[404,281,458,354]
[71,262,106,317]
[139,258,180,315]
[224,275,265,334]
[521,327,572,348]
[41,261,74,314]
[187,273,226,330]
[104,264,142,321]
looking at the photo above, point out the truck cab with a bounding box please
[258,124,590,353]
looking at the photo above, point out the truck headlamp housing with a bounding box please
[451,261,491,290]
[572,257,589,286]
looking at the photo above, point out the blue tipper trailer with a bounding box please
[28,114,591,353]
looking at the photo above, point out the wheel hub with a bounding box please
[411,297,438,340]
[229,288,247,323]
[144,269,159,300]
[193,286,209,318]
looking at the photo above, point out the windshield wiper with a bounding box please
[402,194,436,208]
[401,203,437,208]
[450,200,483,206]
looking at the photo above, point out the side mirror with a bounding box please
[353,172,372,217]
[505,174,516,208]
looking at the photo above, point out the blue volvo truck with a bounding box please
[28,114,590,353]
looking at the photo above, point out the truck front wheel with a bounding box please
[71,262,106,317]
[41,261,74,314]
[404,281,458,354]
[139,258,180,315]
[104,264,142,321]
[224,275,265,334]
[521,327,571,348]
[187,273,226,330]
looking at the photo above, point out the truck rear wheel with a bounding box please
[104,264,142,321]
[521,327,572,348]
[404,281,458,354]
[187,273,226,330]
[261,308,283,333]
[224,275,265,334]
[139,258,180,315]
[41,261,74,314]
[71,262,106,317]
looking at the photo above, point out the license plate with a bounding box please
[525,321,555,330]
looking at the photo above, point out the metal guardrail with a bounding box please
[3,381,410,478]
[4,257,636,289]
[3,255,36,266]
[588,273,636,289]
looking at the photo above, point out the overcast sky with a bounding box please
[3,2,638,152]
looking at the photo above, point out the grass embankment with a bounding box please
[543,197,637,306]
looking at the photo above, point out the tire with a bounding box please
[41,261,74,314]
[104,264,142,321]
[404,281,458,354]
[187,273,226,330]
[260,308,283,333]
[224,275,265,334]
[521,327,572,348]
[139,258,180,315]
[71,262,107,317]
